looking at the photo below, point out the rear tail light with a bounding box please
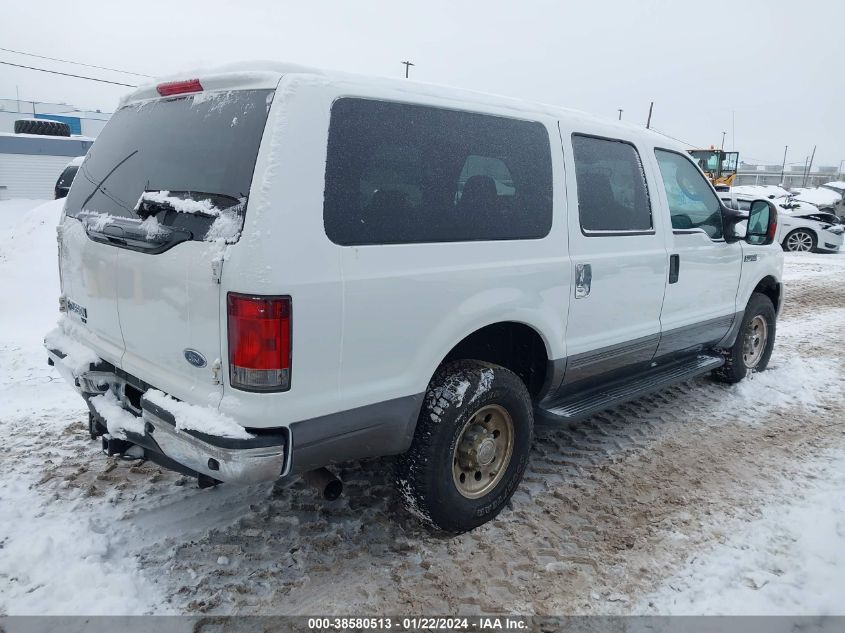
[156,79,203,96]
[227,293,291,392]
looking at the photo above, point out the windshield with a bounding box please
[65,89,274,243]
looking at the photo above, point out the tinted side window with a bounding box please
[571,135,652,233]
[323,99,553,245]
[655,149,723,239]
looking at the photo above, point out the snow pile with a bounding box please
[78,210,118,231]
[640,453,845,615]
[204,209,242,241]
[135,190,221,217]
[725,356,840,413]
[138,215,167,238]
[144,389,253,439]
[134,191,244,242]
[90,391,145,439]
[43,317,101,375]
[0,475,168,615]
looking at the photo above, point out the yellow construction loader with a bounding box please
[688,148,739,190]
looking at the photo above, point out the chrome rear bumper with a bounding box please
[141,404,286,485]
[46,346,287,485]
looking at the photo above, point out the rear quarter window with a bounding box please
[323,98,553,245]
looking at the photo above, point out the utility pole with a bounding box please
[401,60,415,79]
[805,145,816,187]
[646,101,653,129]
[838,159,844,181]
[780,145,788,185]
[617,109,623,121]
[801,155,809,188]
[721,131,726,151]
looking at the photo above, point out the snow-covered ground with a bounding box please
[0,198,843,616]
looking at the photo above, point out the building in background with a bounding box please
[735,162,843,188]
[0,98,111,138]
[0,99,108,200]
[0,133,93,200]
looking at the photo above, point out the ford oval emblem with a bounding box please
[183,349,207,368]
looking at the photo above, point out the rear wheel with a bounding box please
[783,229,816,252]
[713,293,776,384]
[396,360,533,533]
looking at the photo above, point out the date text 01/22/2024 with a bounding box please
[306,617,528,630]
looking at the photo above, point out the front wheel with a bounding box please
[713,293,776,384]
[783,229,816,252]
[396,360,533,533]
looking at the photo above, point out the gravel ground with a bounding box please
[1,199,843,615]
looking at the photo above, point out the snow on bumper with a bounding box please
[44,341,287,485]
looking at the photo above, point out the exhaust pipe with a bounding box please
[302,467,343,501]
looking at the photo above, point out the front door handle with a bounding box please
[669,254,680,284]
[575,263,592,298]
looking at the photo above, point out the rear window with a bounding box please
[323,98,553,245]
[65,89,273,243]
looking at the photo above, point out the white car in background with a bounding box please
[722,191,844,253]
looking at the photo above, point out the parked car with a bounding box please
[721,191,844,253]
[54,156,85,199]
[45,64,783,533]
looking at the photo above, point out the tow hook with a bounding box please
[302,467,343,501]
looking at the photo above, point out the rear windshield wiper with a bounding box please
[80,149,139,210]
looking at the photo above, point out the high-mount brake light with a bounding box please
[156,79,203,96]
[227,293,291,392]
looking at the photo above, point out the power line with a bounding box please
[649,126,697,147]
[0,46,151,77]
[0,60,137,87]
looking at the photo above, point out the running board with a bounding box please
[536,354,724,424]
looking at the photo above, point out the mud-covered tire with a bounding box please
[713,293,776,384]
[396,360,533,533]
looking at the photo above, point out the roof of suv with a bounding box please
[122,61,683,152]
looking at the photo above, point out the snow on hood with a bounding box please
[731,185,793,199]
[793,187,843,207]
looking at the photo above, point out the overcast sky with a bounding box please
[1,0,842,166]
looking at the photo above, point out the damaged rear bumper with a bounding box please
[45,347,287,485]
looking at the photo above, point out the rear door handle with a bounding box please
[669,254,680,284]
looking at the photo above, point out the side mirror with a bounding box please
[747,199,777,246]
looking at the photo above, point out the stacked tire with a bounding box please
[14,119,71,137]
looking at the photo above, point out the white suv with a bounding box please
[46,63,784,532]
